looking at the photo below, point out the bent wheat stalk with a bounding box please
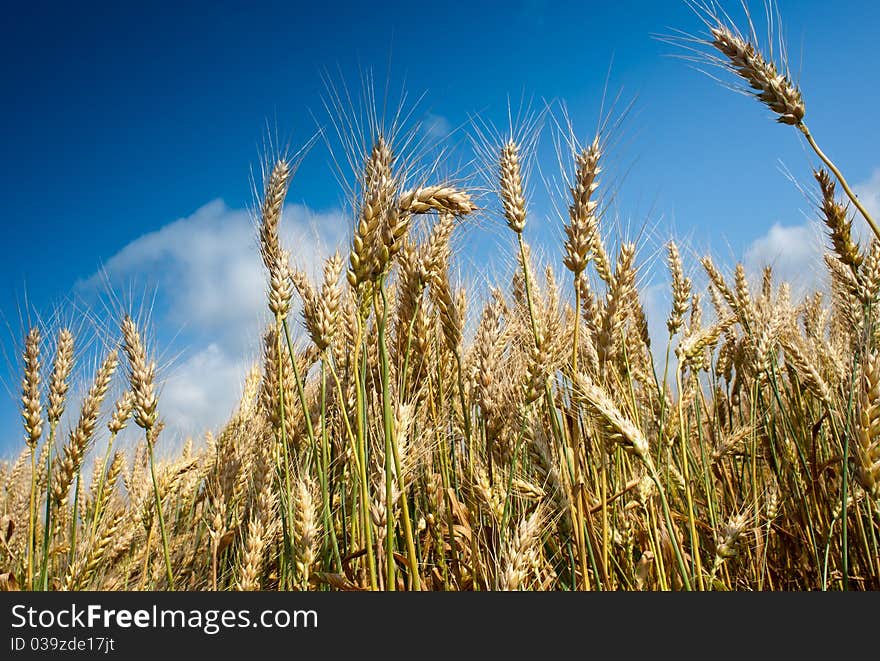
[707,21,880,240]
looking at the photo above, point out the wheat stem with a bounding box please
[798,123,880,241]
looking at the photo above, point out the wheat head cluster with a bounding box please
[1,9,879,592]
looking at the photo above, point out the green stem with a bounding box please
[88,432,118,544]
[39,431,54,591]
[647,459,692,591]
[379,320,396,590]
[517,234,540,344]
[455,354,473,468]
[319,357,343,572]
[377,283,421,590]
[676,368,704,590]
[275,314,294,589]
[27,447,36,590]
[353,317,378,590]
[281,319,316,447]
[572,284,580,375]
[399,292,423,397]
[147,434,174,590]
[69,472,81,567]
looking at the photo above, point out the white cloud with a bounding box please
[422,113,453,141]
[734,168,880,298]
[743,221,825,295]
[854,168,880,226]
[158,343,251,438]
[640,281,675,371]
[77,199,346,437]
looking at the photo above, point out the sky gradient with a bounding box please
[2,0,879,453]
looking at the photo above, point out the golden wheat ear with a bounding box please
[21,327,43,450]
[815,169,863,273]
[46,329,74,430]
[259,159,294,321]
[563,137,601,277]
[499,140,527,234]
[666,241,691,336]
[856,352,880,499]
[709,23,804,125]
[53,350,118,507]
[121,317,158,432]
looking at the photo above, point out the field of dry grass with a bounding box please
[1,7,878,591]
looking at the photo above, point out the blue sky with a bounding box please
[2,0,879,453]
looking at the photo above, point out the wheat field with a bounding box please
[1,8,878,592]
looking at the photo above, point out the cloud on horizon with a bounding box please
[855,168,880,225]
[737,167,880,297]
[76,199,346,438]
